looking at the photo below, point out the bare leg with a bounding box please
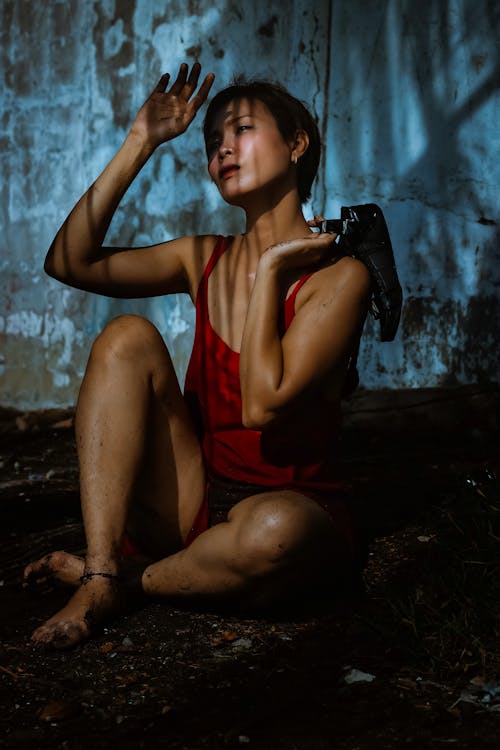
[29,315,205,648]
[27,320,355,646]
[140,491,354,612]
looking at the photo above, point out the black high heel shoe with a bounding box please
[321,204,403,342]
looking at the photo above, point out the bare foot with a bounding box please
[30,575,121,650]
[23,551,85,590]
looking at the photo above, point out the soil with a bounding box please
[0,389,499,749]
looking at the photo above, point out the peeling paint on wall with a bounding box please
[1,0,499,408]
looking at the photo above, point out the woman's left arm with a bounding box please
[239,235,372,428]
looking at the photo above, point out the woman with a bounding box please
[24,63,371,649]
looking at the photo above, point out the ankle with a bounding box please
[80,571,119,584]
[84,554,120,577]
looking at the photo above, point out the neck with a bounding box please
[242,188,312,257]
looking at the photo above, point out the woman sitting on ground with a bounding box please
[24,62,371,649]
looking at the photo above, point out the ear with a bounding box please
[291,129,309,162]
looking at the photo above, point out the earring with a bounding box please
[292,155,298,164]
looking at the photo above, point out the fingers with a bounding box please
[183,62,214,108]
[273,233,336,254]
[313,231,338,246]
[185,61,201,93]
[189,72,216,111]
[169,62,189,96]
[306,232,336,245]
[169,61,200,98]
[164,62,215,104]
[153,72,170,93]
[295,233,337,255]
[307,214,325,227]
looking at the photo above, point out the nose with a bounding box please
[218,137,234,160]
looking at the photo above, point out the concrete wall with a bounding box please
[1,0,499,408]
[324,1,500,388]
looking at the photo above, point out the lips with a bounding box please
[219,164,240,180]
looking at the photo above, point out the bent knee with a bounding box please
[229,495,328,578]
[90,315,168,366]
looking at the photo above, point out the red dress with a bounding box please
[183,236,356,552]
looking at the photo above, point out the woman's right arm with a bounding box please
[44,63,215,298]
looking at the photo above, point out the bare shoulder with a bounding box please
[325,255,371,291]
[297,255,372,308]
[169,233,221,298]
[167,233,220,262]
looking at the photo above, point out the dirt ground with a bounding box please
[0,388,499,749]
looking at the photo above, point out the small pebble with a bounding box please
[344,668,376,684]
[231,638,253,651]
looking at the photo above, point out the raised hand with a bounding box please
[130,62,215,150]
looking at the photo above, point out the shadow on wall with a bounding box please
[80,1,332,381]
[32,1,332,404]
[2,0,499,407]
[327,0,500,386]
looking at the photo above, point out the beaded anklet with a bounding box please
[80,571,118,584]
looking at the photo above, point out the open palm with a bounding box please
[131,63,215,149]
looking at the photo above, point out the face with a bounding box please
[206,98,295,207]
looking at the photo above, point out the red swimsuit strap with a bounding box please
[196,235,234,305]
[284,272,314,328]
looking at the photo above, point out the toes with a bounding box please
[23,551,85,589]
[31,621,89,650]
[51,623,89,650]
[24,552,57,581]
[30,626,47,643]
[28,577,120,651]
[23,560,51,588]
[31,624,57,647]
[23,560,39,581]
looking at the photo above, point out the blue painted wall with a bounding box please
[324,1,500,388]
[1,0,499,408]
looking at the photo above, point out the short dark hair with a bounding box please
[203,77,321,204]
